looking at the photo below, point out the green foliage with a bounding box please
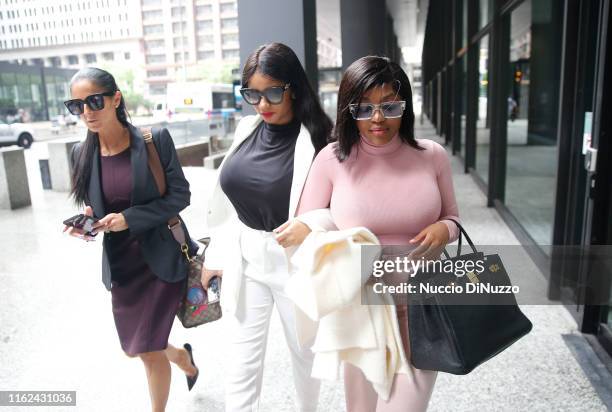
[96,63,150,112]
[186,60,237,83]
[123,91,152,113]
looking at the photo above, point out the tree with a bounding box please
[186,60,237,83]
[97,63,151,113]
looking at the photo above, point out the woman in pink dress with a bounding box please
[280,56,460,411]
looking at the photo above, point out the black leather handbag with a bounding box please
[407,219,532,374]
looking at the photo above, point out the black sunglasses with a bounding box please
[240,84,290,105]
[64,92,115,115]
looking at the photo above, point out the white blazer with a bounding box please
[286,227,410,401]
[205,114,333,314]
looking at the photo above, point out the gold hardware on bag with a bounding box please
[489,264,500,273]
[181,243,192,262]
[467,271,480,283]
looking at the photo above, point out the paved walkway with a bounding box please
[0,118,607,411]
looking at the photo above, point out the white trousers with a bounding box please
[224,224,321,412]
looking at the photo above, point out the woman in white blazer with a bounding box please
[201,43,333,412]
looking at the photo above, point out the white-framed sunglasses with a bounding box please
[348,100,406,121]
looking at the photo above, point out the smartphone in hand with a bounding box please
[63,214,99,237]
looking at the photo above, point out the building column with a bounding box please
[61,55,71,67]
[237,0,318,96]
[339,0,386,70]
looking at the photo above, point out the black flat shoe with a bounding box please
[183,343,199,391]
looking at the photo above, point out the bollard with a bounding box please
[48,138,81,192]
[0,146,32,209]
[39,159,52,190]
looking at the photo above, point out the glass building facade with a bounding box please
[422,0,612,356]
[0,62,76,122]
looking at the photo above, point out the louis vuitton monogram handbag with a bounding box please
[141,127,222,328]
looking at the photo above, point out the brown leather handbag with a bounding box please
[142,127,222,328]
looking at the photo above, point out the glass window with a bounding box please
[143,24,164,35]
[196,20,213,32]
[1,72,17,103]
[145,39,165,50]
[462,0,468,47]
[102,52,114,61]
[459,55,467,158]
[172,21,187,33]
[142,9,163,21]
[146,54,166,64]
[171,6,185,18]
[196,5,212,16]
[197,34,214,48]
[149,84,167,95]
[222,49,239,59]
[197,50,215,60]
[221,18,237,30]
[475,34,490,184]
[222,33,238,46]
[147,69,167,77]
[220,2,236,14]
[504,0,559,246]
[174,52,189,62]
[16,73,32,105]
[173,36,188,47]
[479,0,494,29]
[85,53,97,63]
[212,91,233,109]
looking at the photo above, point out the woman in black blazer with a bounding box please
[63,67,199,411]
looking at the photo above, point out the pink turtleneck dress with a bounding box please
[296,134,459,243]
[296,134,460,411]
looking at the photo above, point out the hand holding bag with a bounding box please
[408,219,532,374]
[141,127,222,328]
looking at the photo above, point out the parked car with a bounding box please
[0,121,34,148]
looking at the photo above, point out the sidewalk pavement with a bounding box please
[0,118,608,411]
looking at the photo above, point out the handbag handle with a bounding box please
[141,127,191,261]
[442,218,478,259]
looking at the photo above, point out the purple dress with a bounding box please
[100,148,183,356]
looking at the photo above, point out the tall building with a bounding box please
[0,0,144,70]
[0,0,240,99]
[141,0,239,97]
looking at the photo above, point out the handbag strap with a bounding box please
[442,218,478,259]
[141,127,190,261]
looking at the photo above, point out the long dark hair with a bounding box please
[70,67,130,206]
[242,42,333,154]
[334,56,422,161]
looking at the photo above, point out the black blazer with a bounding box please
[71,124,197,290]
